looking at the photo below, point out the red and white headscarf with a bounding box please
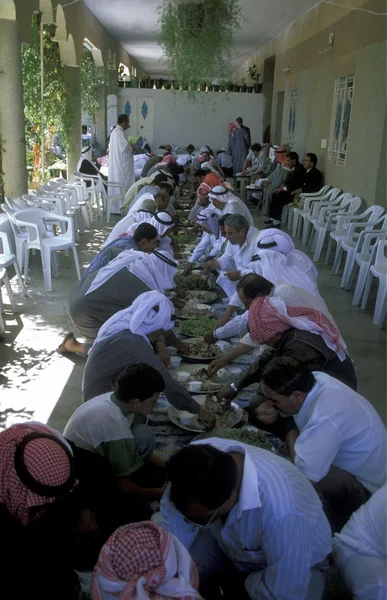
[248,296,347,360]
[92,522,202,600]
[160,154,176,166]
[0,422,76,526]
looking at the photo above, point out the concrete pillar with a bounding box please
[64,65,81,176]
[0,18,28,199]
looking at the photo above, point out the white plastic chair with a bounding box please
[0,267,18,338]
[1,205,29,270]
[12,209,81,292]
[361,240,387,327]
[98,176,126,224]
[329,209,386,286]
[0,231,27,297]
[73,171,100,219]
[303,191,351,248]
[325,204,384,268]
[47,181,91,229]
[291,185,331,238]
[308,196,362,262]
[350,230,387,306]
[300,188,341,244]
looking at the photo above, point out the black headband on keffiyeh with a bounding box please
[14,432,75,498]
[153,250,178,268]
[137,209,154,215]
[257,241,278,249]
[155,213,174,225]
[209,187,228,196]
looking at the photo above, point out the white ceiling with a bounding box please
[84,0,320,77]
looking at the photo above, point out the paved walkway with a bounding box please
[0,213,385,434]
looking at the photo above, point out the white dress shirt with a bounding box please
[189,232,225,264]
[294,372,387,493]
[217,226,260,273]
[333,484,387,600]
[161,438,331,600]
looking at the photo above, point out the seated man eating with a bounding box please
[161,439,331,600]
[258,357,386,532]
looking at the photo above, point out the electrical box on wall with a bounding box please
[321,139,327,149]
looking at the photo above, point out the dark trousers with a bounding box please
[269,190,292,220]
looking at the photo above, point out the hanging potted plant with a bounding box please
[158,0,243,103]
[247,64,262,93]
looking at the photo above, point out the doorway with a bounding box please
[275,91,285,145]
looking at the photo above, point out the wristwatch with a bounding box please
[230,382,239,393]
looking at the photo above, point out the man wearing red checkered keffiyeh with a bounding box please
[92,521,202,600]
[0,422,76,526]
[247,296,347,359]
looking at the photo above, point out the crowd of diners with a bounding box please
[1,115,385,600]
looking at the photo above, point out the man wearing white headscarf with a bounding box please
[62,250,181,357]
[108,114,135,214]
[81,292,216,429]
[209,185,254,225]
[77,145,107,188]
[204,214,260,314]
[184,207,225,275]
[103,205,156,248]
[131,212,176,256]
[255,228,317,282]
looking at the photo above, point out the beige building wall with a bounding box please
[234,0,386,206]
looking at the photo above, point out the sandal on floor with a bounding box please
[58,332,75,354]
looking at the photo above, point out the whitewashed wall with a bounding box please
[118,88,264,151]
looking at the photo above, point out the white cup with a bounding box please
[177,371,190,383]
[228,367,242,378]
[188,380,203,392]
[170,356,182,369]
[179,411,194,425]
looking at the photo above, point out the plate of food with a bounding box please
[179,316,217,337]
[168,394,243,433]
[192,426,274,451]
[175,273,212,291]
[173,363,226,393]
[179,339,223,362]
[186,290,217,304]
[176,302,215,319]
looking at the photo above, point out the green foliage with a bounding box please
[21,21,76,181]
[158,0,243,87]
[80,47,106,134]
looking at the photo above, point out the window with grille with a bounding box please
[285,88,298,147]
[328,74,355,166]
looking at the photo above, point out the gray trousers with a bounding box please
[132,423,155,464]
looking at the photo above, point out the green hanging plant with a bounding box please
[21,20,77,183]
[80,47,106,138]
[158,0,243,101]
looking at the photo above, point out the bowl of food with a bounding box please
[179,339,223,363]
[172,364,224,394]
[176,302,216,320]
[179,316,217,338]
[168,394,243,432]
[186,290,218,304]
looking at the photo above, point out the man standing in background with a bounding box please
[108,114,135,214]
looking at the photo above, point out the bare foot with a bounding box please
[58,333,87,356]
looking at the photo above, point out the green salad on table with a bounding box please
[180,316,217,337]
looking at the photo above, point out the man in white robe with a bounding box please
[108,114,135,214]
